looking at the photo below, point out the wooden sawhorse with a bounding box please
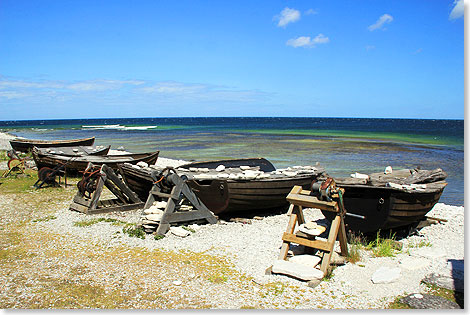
[277,184,348,277]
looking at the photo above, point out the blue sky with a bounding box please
[0,0,464,120]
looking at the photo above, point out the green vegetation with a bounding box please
[32,215,57,223]
[346,233,364,263]
[366,232,401,257]
[154,234,164,240]
[408,239,432,248]
[181,226,195,233]
[122,225,146,239]
[73,218,130,227]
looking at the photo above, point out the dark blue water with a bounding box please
[0,117,463,206]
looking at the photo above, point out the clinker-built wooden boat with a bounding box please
[32,147,159,175]
[119,158,327,216]
[324,168,447,234]
[10,136,95,152]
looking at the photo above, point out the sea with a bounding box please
[0,117,464,206]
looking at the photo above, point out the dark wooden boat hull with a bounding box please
[322,185,445,234]
[10,137,95,152]
[187,176,316,215]
[32,148,159,175]
[120,162,323,216]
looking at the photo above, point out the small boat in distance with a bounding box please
[34,145,111,157]
[32,147,159,175]
[10,136,95,152]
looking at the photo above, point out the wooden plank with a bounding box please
[165,211,216,223]
[89,174,106,210]
[320,215,341,274]
[156,183,183,235]
[69,202,90,214]
[73,195,92,207]
[87,202,144,214]
[102,164,141,203]
[104,181,128,204]
[278,213,298,260]
[282,233,332,252]
[286,193,338,212]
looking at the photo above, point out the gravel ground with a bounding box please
[30,199,463,309]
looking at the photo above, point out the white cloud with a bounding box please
[286,34,330,48]
[275,7,300,27]
[305,9,317,15]
[368,14,394,31]
[449,0,464,20]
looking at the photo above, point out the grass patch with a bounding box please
[408,239,432,248]
[73,218,130,227]
[154,234,165,240]
[366,231,400,257]
[181,226,195,233]
[32,215,57,223]
[388,295,412,309]
[122,225,146,239]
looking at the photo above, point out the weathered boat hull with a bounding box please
[187,176,317,215]
[322,184,446,234]
[120,159,324,216]
[10,137,95,152]
[32,148,159,175]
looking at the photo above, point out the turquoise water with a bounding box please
[0,117,463,205]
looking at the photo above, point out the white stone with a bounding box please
[351,172,369,180]
[412,293,423,299]
[137,161,148,168]
[215,165,226,172]
[399,256,431,270]
[144,207,164,215]
[141,220,159,225]
[189,167,198,172]
[145,212,163,222]
[170,226,191,237]
[217,173,229,179]
[289,255,322,268]
[228,173,238,179]
[282,171,297,176]
[240,165,251,170]
[153,201,168,209]
[172,280,182,286]
[299,224,326,236]
[272,260,324,281]
[384,166,393,174]
[371,266,401,284]
[411,247,446,259]
[189,224,201,231]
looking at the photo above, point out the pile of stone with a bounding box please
[140,200,195,234]
[175,165,323,181]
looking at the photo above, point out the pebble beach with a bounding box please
[0,131,464,309]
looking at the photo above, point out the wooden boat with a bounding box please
[323,168,447,234]
[34,145,111,157]
[10,136,95,152]
[32,147,159,175]
[120,158,327,216]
